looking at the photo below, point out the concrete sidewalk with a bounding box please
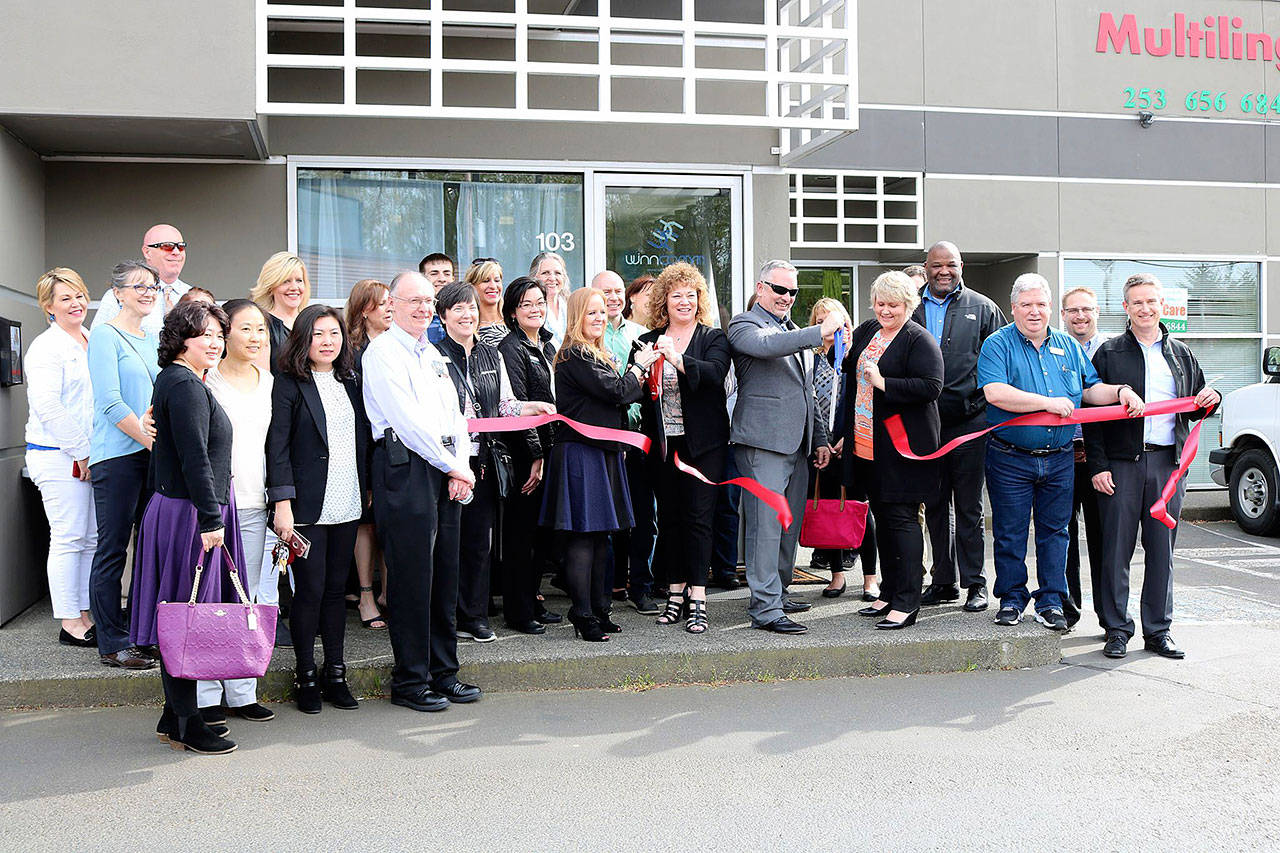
[0,573,1060,709]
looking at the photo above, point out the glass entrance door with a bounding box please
[592,174,743,328]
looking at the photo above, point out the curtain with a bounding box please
[456,181,585,289]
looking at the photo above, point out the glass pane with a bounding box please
[455,174,584,289]
[603,185,732,328]
[794,267,852,327]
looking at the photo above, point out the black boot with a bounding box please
[169,716,236,754]
[321,662,359,710]
[295,666,322,714]
[568,613,610,642]
[156,706,177,742]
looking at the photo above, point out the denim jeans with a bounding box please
[985,442,1073,614]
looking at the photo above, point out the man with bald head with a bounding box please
[910,241,1006,612]
[94,224,193,332]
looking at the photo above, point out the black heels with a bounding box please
[595,613,622,633]
[875,609,919,630]
[858,602,890,617]
[656,589,687,625]
[569,614,610,642]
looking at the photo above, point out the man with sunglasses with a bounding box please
[94,224,193,334]
[728,260,847,634]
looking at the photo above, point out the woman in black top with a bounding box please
[496,277,559,633]
[129,301,247,755]
[266,305,369,714]
[541,288,660,641]
[632,263,731,634]
[250,252,312,374]
[434,282,554,642]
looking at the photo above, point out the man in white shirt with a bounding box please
[362,271,480,712]
[94,224,193,332]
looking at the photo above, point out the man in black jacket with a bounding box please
[1083,273,1219,660]
[911,242,1006,612]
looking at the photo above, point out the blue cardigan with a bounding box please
[87,324,159,465]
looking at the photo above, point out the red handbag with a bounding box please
[799,472,870,550]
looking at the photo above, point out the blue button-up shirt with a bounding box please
[977,324,1100,450]
[921,289,955,344]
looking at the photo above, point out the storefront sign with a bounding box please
[1163,286,1189,333]
[622,217,706,270]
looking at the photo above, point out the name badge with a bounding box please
[1049,346,1066,356]
[442,436,455,450]
[965,313,976,320]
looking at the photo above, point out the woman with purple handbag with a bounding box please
[838,272,943,631]
[129,300,249,755]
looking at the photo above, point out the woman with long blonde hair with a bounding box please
[250,252,312,373]
[542,288,660,641]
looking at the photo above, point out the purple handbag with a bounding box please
[156,546,277,680]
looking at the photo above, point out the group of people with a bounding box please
[22,224,1216,755]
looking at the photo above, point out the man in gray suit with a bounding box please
[728,260,847,634]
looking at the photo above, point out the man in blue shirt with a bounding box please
[977,274,1141,632]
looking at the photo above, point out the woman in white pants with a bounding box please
[26,268,97,647]
[196,299,278,723]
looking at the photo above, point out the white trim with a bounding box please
[927,172,1280,191]
[286,159,299,255]
[287,153,763,176]
[863,102,1280,129]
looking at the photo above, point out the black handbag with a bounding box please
[488,437,515,501]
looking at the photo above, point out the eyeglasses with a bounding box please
[392,294,436,309]
[763,280,799,298]
[122,283,161,294]
[472,257,499,265]
[1062,307,1097,316]
[146,242,187,252]
[518,299,547,311]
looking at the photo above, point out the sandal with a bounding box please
[685,599,708,634]
[358,586,387,630]
[655,589,687,625]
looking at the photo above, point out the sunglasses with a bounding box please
[763,280,799,298]
[146,241,187,252]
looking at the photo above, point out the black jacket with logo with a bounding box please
[910,282,1006,428]
[1082,324,1210,477]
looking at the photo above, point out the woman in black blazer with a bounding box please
[266,304,370,714]
[632,263,731,634]
[839,271,943,630]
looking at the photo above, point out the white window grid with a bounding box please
[256,0,857,131]
[788,169,923,249]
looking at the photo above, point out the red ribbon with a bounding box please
[673,451,795,530]
[884,396,1212,529]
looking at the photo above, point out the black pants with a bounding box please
[373,445,462,693]
[457,461,499,625]
[709,447,742,582]
[1067,455,1104,617]
[924,422,988,588]
[290,519,358,672]
[609,448,655,597]
[808,460,878,578]
[652,437,723,587]
[565,532,610,621]
[88,449,151,656]
[855,459,922,612]
[502,456,545,627]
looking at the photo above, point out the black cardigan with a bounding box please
[266,313,290,375]
[265,370,370,527]
[498,328,556,461]
[838,318,944,503]
[552,345,644,452]
[632,324,731,461]
[150,365,233,533]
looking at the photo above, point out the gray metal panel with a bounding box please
[924,112,1058,177]
[1059,118,1266,183]
[788,110,925,171]
[1266,126,1280,185]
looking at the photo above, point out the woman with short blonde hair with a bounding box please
[251,252,312,373]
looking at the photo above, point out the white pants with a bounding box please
[27,449,97,620]
[198,506,274,708]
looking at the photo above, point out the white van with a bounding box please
[1209,347,1280,535]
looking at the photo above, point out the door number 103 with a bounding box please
[535,232,576,252]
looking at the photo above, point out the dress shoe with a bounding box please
[875,609,919,630]
[821,583,847,599]
[199,706,227,726]
[627,593,659,615]
[505,619,546,635]
[391,688,450,712]
[709,574,740,591]
[861,587,880,602]
[227,703,275,722]
[756,616,808,634]
[100,648,156,670]
[1144,634,1185,659]
[920,583,960,606]
[1103,633,1129,659]
[858,602,890,617]
[432,680,482,704]
[782,597,812,614]
[58,628,96,647]
[535,606,563,625]
[321,662,360,710]
[138,645,161,661]
[963,585,989,612]
[457,620,496,643]
[295,667,322,714]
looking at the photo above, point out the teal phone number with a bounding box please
[1122,87,1280,115]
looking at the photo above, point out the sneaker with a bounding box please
[457,620,497,643]
[993,606,1022,626]
[627,593,659,615]
[1035,608,1069,632]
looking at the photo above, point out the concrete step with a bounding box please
[1,587,1060,709]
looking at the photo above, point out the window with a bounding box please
[296,168,584,299]
[794,266,853,328]
[1063,258,1262,487]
